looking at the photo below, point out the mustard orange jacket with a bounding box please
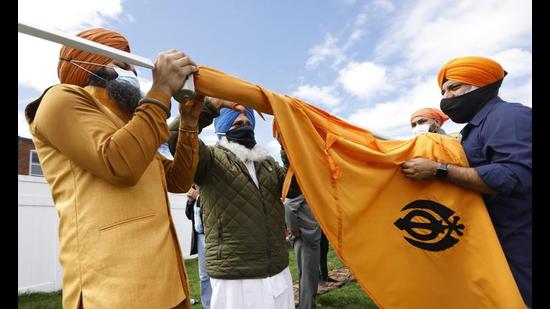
[28,84,196,309]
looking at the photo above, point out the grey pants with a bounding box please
[293,230,321,309]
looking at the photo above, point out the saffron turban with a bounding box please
[57,28,130,87]
[214,107,256,134]
[437,56,505,89]
[410,108,449,125]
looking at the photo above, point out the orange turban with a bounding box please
[410,108,449,125]
[57,28,130,87]
[437,56,505,89]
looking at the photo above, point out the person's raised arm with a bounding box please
[163,92,204,192]
[34,50,198,187]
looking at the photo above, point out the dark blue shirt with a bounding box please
[460,96,532,307]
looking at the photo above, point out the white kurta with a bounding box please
[210,267,294,309]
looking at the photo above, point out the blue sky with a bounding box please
[19,0,532,161]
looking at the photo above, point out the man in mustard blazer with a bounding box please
[25,27,201,308]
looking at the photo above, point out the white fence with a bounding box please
[18,175,194,294]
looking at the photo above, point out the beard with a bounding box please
[88,67,142,114]
[428,122,439,133]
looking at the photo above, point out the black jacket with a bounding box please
[185,197,199,255]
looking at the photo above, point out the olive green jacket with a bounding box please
[169,102,298,279]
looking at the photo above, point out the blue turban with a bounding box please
[214,107,256,135]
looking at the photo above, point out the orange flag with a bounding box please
[195,66,526,308]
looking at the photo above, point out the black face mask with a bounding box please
[226,125,257,149]
[440,79,503,123]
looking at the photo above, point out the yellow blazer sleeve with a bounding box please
[33,84,172,187]
[161,127,199,193]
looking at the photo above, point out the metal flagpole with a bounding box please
[18,21,195,102]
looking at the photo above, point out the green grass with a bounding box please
[18,290,62,309]
[313,248,377,308]
[18,245,376,308]
[318,282,377,308]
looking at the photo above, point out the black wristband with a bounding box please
[139,97,171,118]
[435,163,449,179]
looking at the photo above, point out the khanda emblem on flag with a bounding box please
[394,200,465,252]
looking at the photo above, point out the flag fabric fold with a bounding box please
[195,66,525,308]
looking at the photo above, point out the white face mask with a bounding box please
[412,123,431,135]
[114,66,140,89]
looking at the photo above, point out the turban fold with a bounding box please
[437,56,505,89]
[410,108,449,125]
[57,28,130,87]
[214,107,256,134]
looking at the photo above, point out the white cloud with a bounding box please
[297,0,530,142]
[338,61,391,101]
[126,13,136,23]
[18,35,65,91]
[18,0,125,91]
[374,0,532,73]
[347,78,445,139]
[292,85,341,107]
[491,48,532,78]
[19,111,32,138]
[305,33,347,69]
[18,0,127,138]
[331,106,345,114]
[200,124,219,145]
[305,3,393,71]
[491,48,532,107]
[137,76,153,93]
[266,140,282,163]
[354,13,368,27]
[499,78,532,107]
[305,10,371,70]
[18,0,123,31]
[348,29,364,42]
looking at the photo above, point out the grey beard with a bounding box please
[105,81,142,114]
[429,123,439,133]
[88,67,143,114]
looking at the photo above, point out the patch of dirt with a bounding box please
[293,267,356,305]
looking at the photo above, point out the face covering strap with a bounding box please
[66,60,108,83]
